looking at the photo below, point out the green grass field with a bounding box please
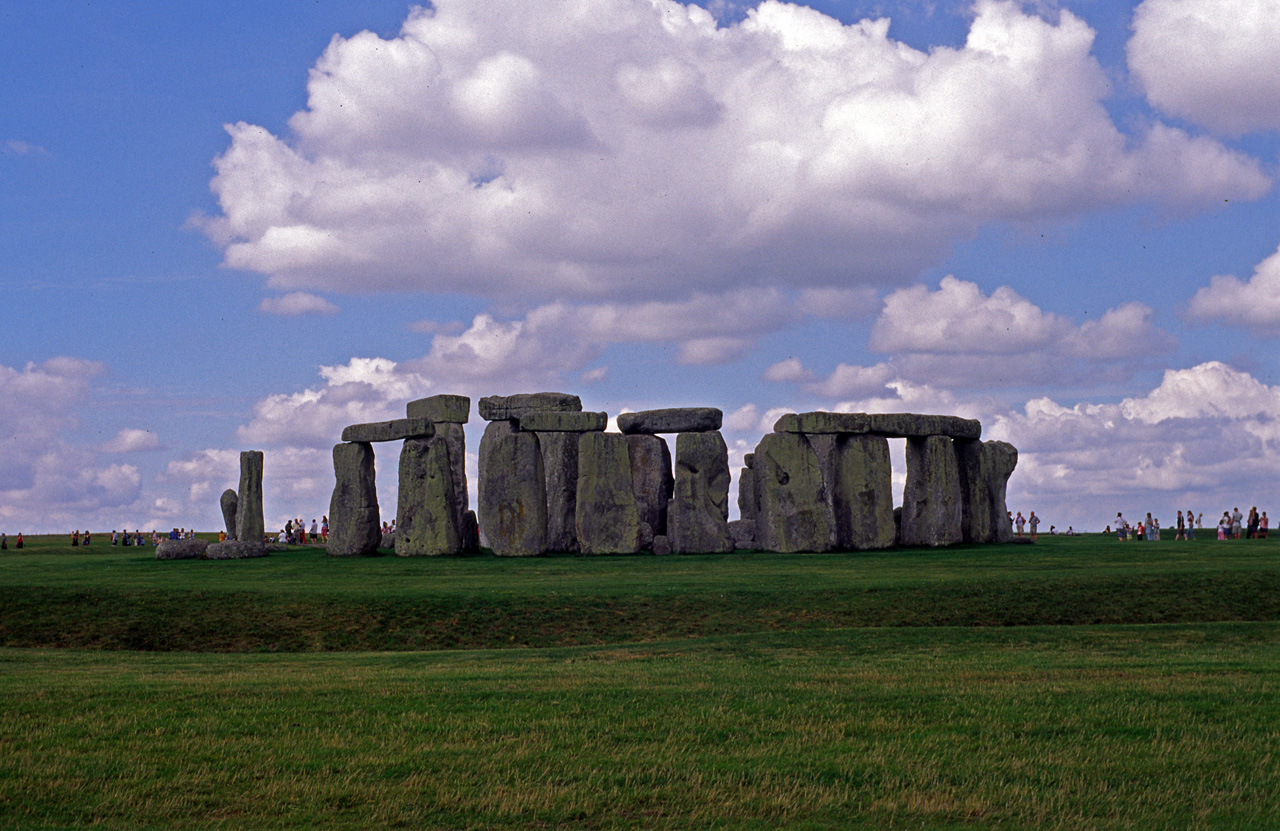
[1,534,1277,828]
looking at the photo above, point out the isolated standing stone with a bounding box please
[628,434,673,537]
[899,435,963,547]
[539,431,580,553]
[396,436,461,556]
[236,450,264,545]
[478,420,546,557]
[478,392,581,421]
[406,394,470,423]
[753,432,833,553]
[575,432,641,554]
[668,431,733,554]
[832,434,895,550]
[327,442,381,557]
[617,408,722,435]
[219,489,238,540]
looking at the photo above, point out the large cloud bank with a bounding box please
[203,0,1266,303]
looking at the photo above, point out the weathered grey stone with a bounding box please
[808,434,839,548]
[728,519,756,550]
[743,453,754,469]
[327,442,381,557]
[985,441,1018,543]
[899,435,963,547]
[205,540,268,560]
[518,411,607,433]
[155,538,210,560]
[638,521,655,551]
[773,411,981,440]
[406,394,470,423]
[538,432,580,553]
[381,531,396,550]
[956,439,988,544]
[219,489,238,541]
[652,534,671,556]
[341,418,434,443]
[236,450,265,545]
[575,432,641,554]
[461,511,479,551]
[668,431,733,554]
[753,432,834,553]
[628,435,673,538]
[831,434,895,550]
[435,422,470,544]
[396,436,460,556]
[617,408,722,435]
[478,420,546,557]
[737,467,757,523]
[478,392,581,421]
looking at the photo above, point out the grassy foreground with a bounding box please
[1,533,1277,651]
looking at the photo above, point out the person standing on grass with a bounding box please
[1029,512,1040,541]
[1015,512,1025,536]
[1115,513,1126,540]
[83,531,91,546]
[1247,507,1259,539]
[1261,512,1269,538]
[321,516,329,543]
[1175,511,1185,540]
[1,532,7,550]
[1187,509,1196,540]
[1218,513,1228,540]
[15,532,23,549]
[1152,517,1160,541]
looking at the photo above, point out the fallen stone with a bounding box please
[478,420,547,556]
[652,535,671,556]
[575,432,641,554]
[773,411,981,439]
[753,432,833,553]
[341,418,435,443]
[617,408,722,435]
[236,450,265,545]
[899,435,963,547]
[728,519,756,550]
[628,434,673,538]
[668,431,733,554]
[205,540,268,560]
[155,538,210,560]
[396,436,460,556]
[538,432,580,553]
[219,489,238,541]
[406,394,470,423]
[831,434,895,550]
[327,442,381,557]
[518,411,607,432]
[479,392,581,421]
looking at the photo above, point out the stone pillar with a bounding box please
[628,434,673,541]
[539,432,581,553]
[219,489,238,540]
[985,440,1018,543]
[236,450,265,545]
[899,435,962,547]
[575,432,642,554]
[753,432,833,553]
[668,431,733,554]
[807,434,839,549]
[327,442,381,557]
[832,434,895,550]
[736,453,757,524]
[396,436,461,556]
[477,420,546,557]
[407,396,474,551]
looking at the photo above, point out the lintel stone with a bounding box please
[774,411,981,440]
[406,394,470,423]
[617,408,722,435]
[479,392,581,421]
[517,411,607,432]
[341,418,435,443]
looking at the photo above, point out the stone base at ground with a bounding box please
[205,541,269,559]
[155,538,210,560]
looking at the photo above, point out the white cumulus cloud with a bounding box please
[259,291,339,316]
[1186,245,1280,333]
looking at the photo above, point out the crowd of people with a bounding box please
[275,517,327,545]
[1106,507,1268,541]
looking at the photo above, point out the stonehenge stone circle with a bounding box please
[478,420,547,557]
[406,394,470,423]
[899,435,963,547]
[668,431,733,554]
[236,450,264,545]
[396,436,460,556]
[341,418,434,444]
[617,408,722,435]
[219,488,238,540]
[575,432,642,554]
[327,442,381,557]
[753,432,833,553]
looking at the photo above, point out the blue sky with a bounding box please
[3,0,1279,535]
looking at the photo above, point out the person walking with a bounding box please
[1186,508,1196,540]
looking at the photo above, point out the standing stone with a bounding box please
[985,441,1018,543]
[461,510,480,551]
[236,451,265,545]
[327,442,381,557]
[753,432,833,553]
[538,432,580,553]
[808,434,839,548]
[899,435,962,547]
[396,436,461,556]
[668,431,733,554]
[832,434,895,550]
[737,467,757,523]
[627,435,673,538]
[478,420,546,557]
[435,422,471,548]
[575,432,642,554]
[956,439,989,544]
[219,489,238,540]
